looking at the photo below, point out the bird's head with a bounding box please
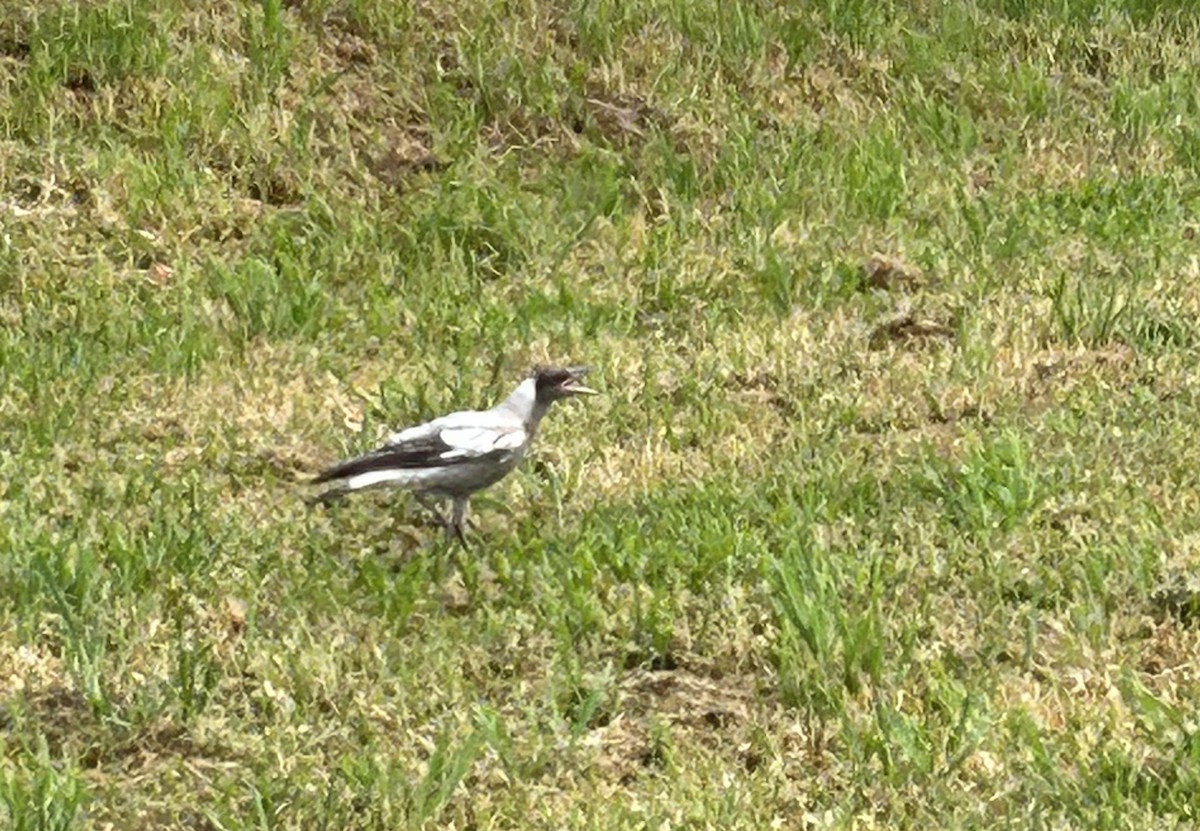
[532,365,598,403]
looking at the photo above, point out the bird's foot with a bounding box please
[446,521,468,547]
[413,495,469,546]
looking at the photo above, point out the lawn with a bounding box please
[4,0,1200,827]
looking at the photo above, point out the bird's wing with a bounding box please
[313,415,526,484]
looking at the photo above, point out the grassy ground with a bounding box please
[4,0,1200,827]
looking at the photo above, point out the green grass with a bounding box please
[4,0,1200,827]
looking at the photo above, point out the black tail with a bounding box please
[305,485,349,507]
[311,459,357,485]
[310,453,390,484]
[311,439,447,484]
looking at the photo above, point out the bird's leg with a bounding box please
[449,497,469,546]
[415,494,450,529]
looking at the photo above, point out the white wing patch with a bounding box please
[389,422,439,444]
[438,426,526,459]
[492,430,526,451]
[387,409,505,446]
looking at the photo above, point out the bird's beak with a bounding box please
[563,367,599,396]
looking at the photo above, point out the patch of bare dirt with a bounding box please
[327,27,377,68]
[1149,533,1200,629]
[7,683,93,749]
[861,252,923,292]
[1024,344,1138,407]
[585,666,762,785]
[1137,618,1200,687]
[240,167,303,207]
[576,85,669,150]
[365,139,446,191]
[723,368,804,421]
[0,35,29,62]
[0,6,37,65]
[868,311,956,350]
[305,45,440,191]
[3,675,228,773]
[1028,344,1136,387]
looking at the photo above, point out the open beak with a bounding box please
[562,367,599,396]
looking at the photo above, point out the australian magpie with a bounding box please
[310,366,597,543]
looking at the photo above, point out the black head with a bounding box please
[532,365,598,403]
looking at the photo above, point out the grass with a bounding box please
[4,0,1200,827]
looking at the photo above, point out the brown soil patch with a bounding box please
[586,667,762,784]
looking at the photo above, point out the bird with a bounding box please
[309,365,598,544]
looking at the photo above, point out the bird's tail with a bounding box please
[305,484,349,508]
[307,454,366,506]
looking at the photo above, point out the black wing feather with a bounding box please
[312,435,457,483]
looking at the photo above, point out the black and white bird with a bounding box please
[310,366,598,543]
